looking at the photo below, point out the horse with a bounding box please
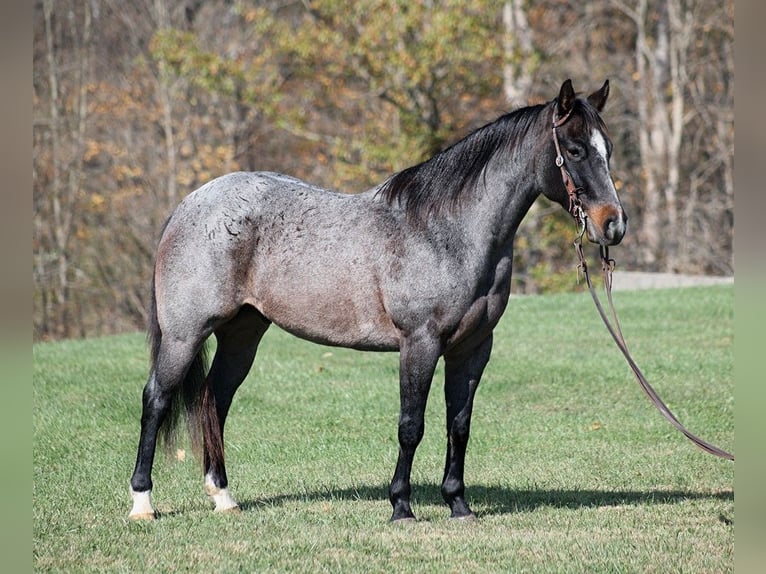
[129,79,627,522]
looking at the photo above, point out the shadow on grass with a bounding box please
[239,483,733,517]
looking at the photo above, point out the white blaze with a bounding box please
[588,128,625,240]
[590,129,608,164]
[590,129,619,199]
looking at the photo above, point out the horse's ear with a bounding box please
[556,79,576,117]
[587,80,610,112]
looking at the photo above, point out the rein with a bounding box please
[552,111,734,461]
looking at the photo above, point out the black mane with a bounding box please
[376,97,608,220]
[376,103,547,219]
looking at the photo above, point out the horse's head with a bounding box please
[542,79,627,246]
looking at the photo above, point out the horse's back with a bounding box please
[162,171,377,251]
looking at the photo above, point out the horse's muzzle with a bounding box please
[586,206,627,246]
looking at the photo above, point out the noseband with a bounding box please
[552,105,734,462]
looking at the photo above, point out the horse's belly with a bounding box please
[278,319,400,352]
[246,287,400,352]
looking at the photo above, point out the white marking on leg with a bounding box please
[129,488,156,520]
[205,474,240,513]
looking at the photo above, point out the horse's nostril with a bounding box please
[604,212,627,243]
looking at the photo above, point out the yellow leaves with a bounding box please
[75,226,91,240]
[177,170,195,188]
[242,7,261,24]
[212,145,232,165]
[89,81,145,117]
[149,29,197,69]
[195,144,233,172]
[179,142,194,159]
[83,140,102,163]
[113,164,144,183]
[178,144,235,188]
[89,193,105,209]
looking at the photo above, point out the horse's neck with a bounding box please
[462,150,542,255]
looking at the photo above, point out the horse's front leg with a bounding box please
[441,334,493,519]
[389,331,441,522]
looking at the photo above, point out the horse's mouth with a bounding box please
[585,210,627,246]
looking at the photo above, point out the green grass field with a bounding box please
[33,285,733,573]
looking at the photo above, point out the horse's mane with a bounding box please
[376,97,607,220]
[376,103,547,219]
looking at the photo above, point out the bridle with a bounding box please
[552,107,734,461]
[552,108,586,227]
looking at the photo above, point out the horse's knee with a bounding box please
[449,411,471,445]
[397,415,425,449]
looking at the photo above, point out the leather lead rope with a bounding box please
[573,240,734,460]
[553,106,733,461]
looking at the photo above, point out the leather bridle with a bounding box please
[552,108,734,461]
[552,109,587,227]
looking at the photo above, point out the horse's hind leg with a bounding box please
[202,306,270,513]
[441,335,493,519]
[129,337,205,520]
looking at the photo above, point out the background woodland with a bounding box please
[33,0,733,340]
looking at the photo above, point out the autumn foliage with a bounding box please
[33,0,733,340]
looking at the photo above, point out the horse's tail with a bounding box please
[147,268,213,463]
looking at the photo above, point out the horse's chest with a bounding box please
[448,290,503,337]
[442,270,511,351]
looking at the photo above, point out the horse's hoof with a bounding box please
[214,504,241,514]
[129,488,155,521]
[391,516,417,524]
[128,511,156,521]
[451,512,478,522]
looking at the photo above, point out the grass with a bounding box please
[33,285,734,573]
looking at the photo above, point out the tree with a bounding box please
[235,0,508,190]
[610,0,733,273]
[32,0,733,340]
[502,0,537,107]
[34,0,93,339]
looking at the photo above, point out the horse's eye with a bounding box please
[567,147,583,159]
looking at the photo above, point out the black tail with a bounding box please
[147,271,210,459]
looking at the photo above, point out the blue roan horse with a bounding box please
[129,80,627,521]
